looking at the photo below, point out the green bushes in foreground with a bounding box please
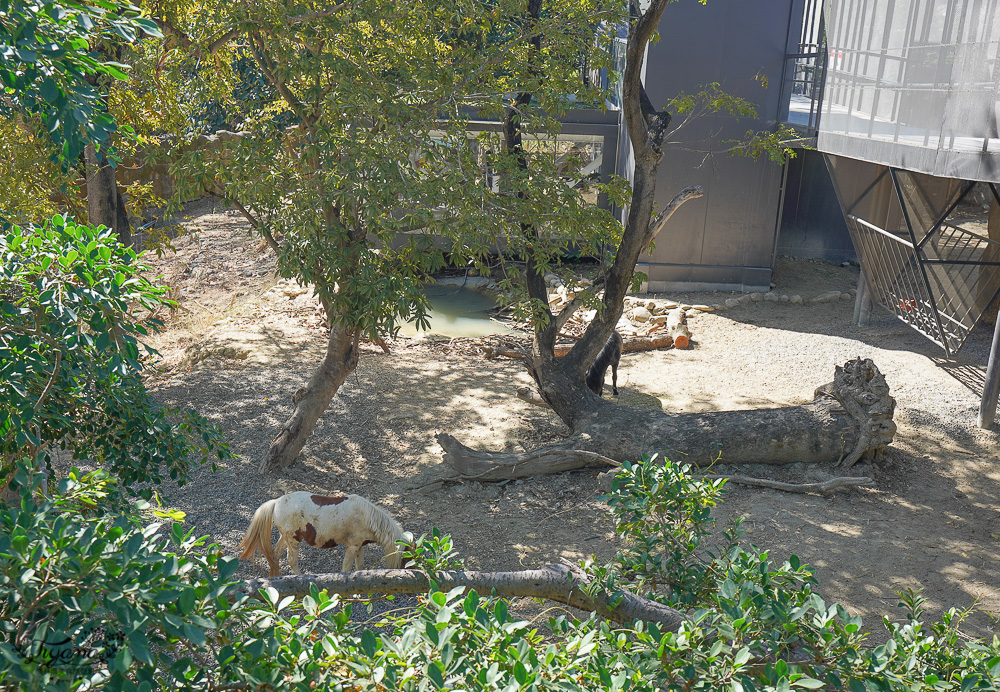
[1,457,999,691]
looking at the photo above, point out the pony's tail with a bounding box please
[238,499,278,567]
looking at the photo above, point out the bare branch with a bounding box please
[712,474,875,495]
[644,185,704,251]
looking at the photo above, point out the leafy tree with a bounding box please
[2,0,164,246]
[437,0,885,481]
[148,0,622,471]
[0,216,230,493]
[0,0,159,165]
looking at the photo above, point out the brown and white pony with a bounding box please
[238,492,408,577]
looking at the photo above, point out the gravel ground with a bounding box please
[137,198,1000,641]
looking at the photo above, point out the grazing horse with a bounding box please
[238,492,408,577]
[585,331,623,396]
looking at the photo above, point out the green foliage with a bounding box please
[404,527,466,578]
[664,82,802,164]
[0,216,230,494]
[603,455,735,605]
[154,0,625,339]
[0,462,245,690]
[0,0,160,166]
[5,456,1000,690]
[0,119,83,228]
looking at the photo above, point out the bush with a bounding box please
[4,454,1000,691]
[0,217,229,495]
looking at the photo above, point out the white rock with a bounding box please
[692,304,713,311]
[811,290,842,303]
[790,295,803,304]
[779,295,790,302]
[632,306,653,322]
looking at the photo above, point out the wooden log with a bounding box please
[666,308,689,349]
[553,335,673,357]
[429,358,897,481]
[240,564,686,631]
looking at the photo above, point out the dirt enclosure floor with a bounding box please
[140,199,1000,640]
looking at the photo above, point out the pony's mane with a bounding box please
[356,495,405,550]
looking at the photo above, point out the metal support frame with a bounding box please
[853,268,873,326]
[889,168,953,355]
[980,316,1000,429]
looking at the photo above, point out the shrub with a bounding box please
[0,217,229,495]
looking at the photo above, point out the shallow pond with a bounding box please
[398,283,515,338]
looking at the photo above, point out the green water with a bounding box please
[399,284,514,338]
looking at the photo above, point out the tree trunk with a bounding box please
[84,144,132,246]
[259,324,360,472]
[430,358,896,481]
[240,564,686,631]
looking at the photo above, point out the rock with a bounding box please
[750,293,763,302]
[632,306,653,323]
[840,292,853,301]
[692,304,713,311]
[737,294,753,304]
[790,295,803,304]
[597,470,617,490]
[711,304,723,311]
[651,314,667,325]
[811,290,842,304]
[725,298,741,308]
[779,295,790,302]
[646,300,657,310]
[662,301,679,309]
[763,292,778,302]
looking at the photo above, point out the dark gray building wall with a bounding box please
[634,0,793,292]
[776,148,856,262]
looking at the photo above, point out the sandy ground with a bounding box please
[140,198,1000,641]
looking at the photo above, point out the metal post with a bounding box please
[853,268,873,326]
[979,315,1000,429]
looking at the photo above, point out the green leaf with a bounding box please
[39,77,60,104]
[360,629,377,657]
[427,662,445,688]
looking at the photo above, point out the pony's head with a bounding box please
[392,531,418,570]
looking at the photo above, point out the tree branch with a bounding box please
[239,564,686,631]
[712,474,875,495]
[644,185,704,251]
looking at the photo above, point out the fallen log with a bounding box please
[433,358,896,481]
[484,335,675,361]
[239,564,686,631]
[666,308,690,349]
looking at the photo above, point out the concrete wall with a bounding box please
[633,0,793,292]
[776,148,855,262]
